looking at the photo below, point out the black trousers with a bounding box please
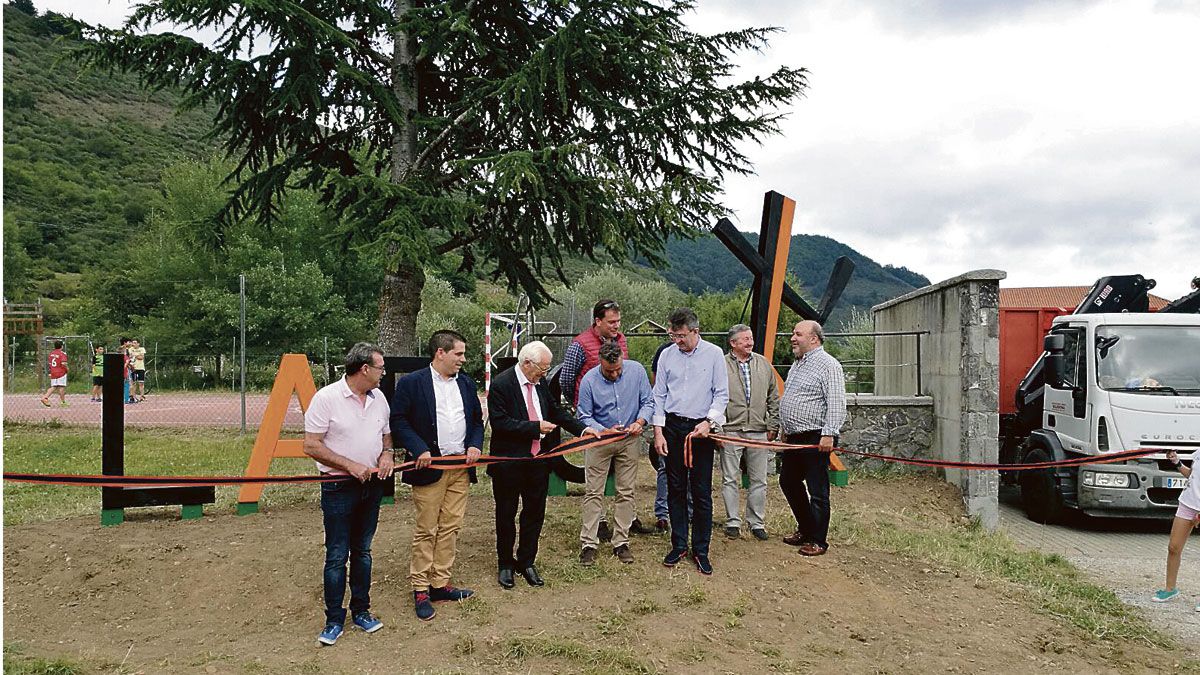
[663,414,715,557]
[780,430,833,549]
[490,463,550,570]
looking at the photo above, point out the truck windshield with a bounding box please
[1095,325,1200,395]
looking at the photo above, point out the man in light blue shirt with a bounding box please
[576,342,654,565]
[651,307,729,575]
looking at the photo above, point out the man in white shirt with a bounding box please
[390,330,484,621]
[303,342,395,646]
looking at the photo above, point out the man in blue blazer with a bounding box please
[390,330,484,622]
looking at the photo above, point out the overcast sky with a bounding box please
[34,0,1200,299]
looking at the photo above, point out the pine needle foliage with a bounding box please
[77,0,807,307]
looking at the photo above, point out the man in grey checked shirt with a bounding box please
[779,320,847,556]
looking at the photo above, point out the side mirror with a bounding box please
[1044,334,1066,388]
[1045,353,1065,389]
[1044,334,1065,352]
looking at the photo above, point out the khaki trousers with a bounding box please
[579,435,640,550]
[719,430,770,530]
[409,468,470,590]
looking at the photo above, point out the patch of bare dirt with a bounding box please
[3,474,1190,674]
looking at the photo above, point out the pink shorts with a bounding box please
[1176,503,1200,521]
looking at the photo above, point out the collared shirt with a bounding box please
[780,346,847,437]
[304,377,390,475]
[651,338,729,427]
[432,368,467,455]
[576,360,654,432]
[736,355,753,404]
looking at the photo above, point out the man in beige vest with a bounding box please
[720,324,780,540]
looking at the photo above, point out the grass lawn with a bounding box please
[1,423,314,525]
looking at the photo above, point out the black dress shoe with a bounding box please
[498,568,515,589]
[630,518,655,535]
[520,566,544,587]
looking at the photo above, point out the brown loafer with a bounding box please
[782,531,805,546]
[799,543,827,556]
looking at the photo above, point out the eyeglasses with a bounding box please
[527,361,551,374]
[667,330,694,340]
[366,364,387,374]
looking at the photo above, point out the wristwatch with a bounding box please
[706,418,722,433]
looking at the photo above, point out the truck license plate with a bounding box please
[1161,477,1188,489]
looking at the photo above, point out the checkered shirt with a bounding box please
[780,346,847,437]
[737,357,752,404]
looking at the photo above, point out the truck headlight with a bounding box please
[1082,471,1132,488]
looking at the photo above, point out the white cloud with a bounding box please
[34,0,1200,298]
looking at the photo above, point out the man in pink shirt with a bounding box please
[303,342,395,646]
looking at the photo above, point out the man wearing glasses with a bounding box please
[487,341,599,589]
[652,308,729,575]
[559,298,654,538]
[303,342,395,645]
[390,330,483,621]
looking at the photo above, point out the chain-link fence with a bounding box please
[3,344,343,431]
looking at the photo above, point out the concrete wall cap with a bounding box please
[847,394,934,406]
[871,269,1007,312]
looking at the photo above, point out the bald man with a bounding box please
[778,321,846,557]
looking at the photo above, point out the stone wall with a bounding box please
[872,270,1006,529]
[841,395,935,471]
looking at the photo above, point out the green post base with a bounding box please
[829,469,849,487]
[381,496,395,506]
[100,508,124,527]
[741,472,750,489]
[604,473,615,497]
[236,502,259,516]
[547,473,567,497]
[181,504,203,520]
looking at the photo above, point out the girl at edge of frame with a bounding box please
[1153,450,1200,607]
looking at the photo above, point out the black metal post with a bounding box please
[915,333,923,396]
[101,353,124,524]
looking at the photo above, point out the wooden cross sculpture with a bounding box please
[712,191,856,483]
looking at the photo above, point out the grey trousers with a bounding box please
[719,430,770,530]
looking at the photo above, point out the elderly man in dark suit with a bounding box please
[487,340,598,589]
[391,330,484,621]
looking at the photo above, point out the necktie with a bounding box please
[524,382,541,456]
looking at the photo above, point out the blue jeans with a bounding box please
[654,460,691,520]
[321,478,383,625]
[663,415,714,557]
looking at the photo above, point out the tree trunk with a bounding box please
[377,259,424,355]
[378,0,423,355]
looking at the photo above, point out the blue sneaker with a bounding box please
[1153,588,1181,602]
[414,591,436,621]
[317,623,343,645]
[352,611,383,633]
[692,554,713,575]
[663,548,688,567]
[429,585,474,602]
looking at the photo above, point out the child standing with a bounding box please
[1152,450,1200,606]
[90,345,105,402]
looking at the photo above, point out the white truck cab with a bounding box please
[1021,313,1200,520]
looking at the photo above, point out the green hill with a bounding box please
[2,1,928,334]
[2,3,216,300]
[651,233,930,329]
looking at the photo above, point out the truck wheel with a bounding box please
[1019,447,1067,524]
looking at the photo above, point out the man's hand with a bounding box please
[466,447,482,465]
[377,451,395,480]
[581,427,601,439]
[654,427,667,456]
[416,451,433,469]
[539,420,558,434]
[767,430,778,442]
[347,461,373,483]
[626,420,644,436]
[819,436,835,452]
[693,420,712,438]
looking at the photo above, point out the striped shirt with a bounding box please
[780,346,847,437]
